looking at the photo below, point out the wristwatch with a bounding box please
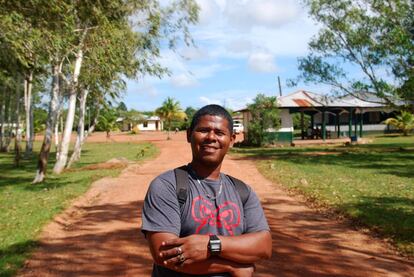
[208,234,221,256]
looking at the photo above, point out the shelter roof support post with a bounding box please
[311,114,314,129]
[348,108,353,138]
[301,110,305,140]
[354,110,358,137]
[336,112,340,138]
[322,109,326,141]
[359,110,363,138]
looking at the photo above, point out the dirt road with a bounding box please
[19,132,414,276]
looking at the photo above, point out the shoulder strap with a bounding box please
[227,175,250,206]
[174,166,250,208]
[174,165,189,208]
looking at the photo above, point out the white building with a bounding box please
[137,116,163,131]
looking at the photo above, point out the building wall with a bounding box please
[137,120,162,131]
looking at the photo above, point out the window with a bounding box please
[143,121,148,127]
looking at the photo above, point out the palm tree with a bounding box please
[384,111,414,136]
[155,97,186,140]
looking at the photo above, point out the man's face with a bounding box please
[187,115,236,167]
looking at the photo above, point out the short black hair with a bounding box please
[189,104,233,134]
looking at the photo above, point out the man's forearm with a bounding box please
[219,231,272,263]
[163,257,253,276]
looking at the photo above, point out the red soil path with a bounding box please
[19,131,414,276]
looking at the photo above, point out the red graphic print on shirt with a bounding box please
[191,196,241,235]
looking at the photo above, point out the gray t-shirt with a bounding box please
[141,169,269,277]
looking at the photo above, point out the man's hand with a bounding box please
[159,234,209,266]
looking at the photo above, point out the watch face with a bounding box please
[209,235,221,255]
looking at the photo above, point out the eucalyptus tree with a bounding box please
[155,97,186,140]
[0,2,50,157]
[297,0,414,104]
[52,0,199,174]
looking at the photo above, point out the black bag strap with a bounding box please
[174,165,249,208]
[174,165,189,207]
[227,175,250,206]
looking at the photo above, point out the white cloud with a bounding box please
[225,0,300,30]
[199,96,213,105]
[180,46,209,61]
[170,73,198,88]
[196,0,222,25]
[248,52,277,73]
[127,80,158,97]
[226,39,252,54]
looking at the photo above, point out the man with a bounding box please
[141,104,272,276]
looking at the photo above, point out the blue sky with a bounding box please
[124,0,325,112]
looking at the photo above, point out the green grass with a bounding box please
[232,135,414,257]
[0,141,157,277]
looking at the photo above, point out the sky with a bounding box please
[124,0,324,112]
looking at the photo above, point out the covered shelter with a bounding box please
[239,90,402,144]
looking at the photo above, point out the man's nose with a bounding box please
[206,130,217,141]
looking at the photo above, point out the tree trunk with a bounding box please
[14,77,22,166]
[54,109,62,160]
[3,91,12,152]
[24,70,34,157]
[67,88,88,168]
[0,87,5,151]
[33,64,61,183]
[53,48,83,174]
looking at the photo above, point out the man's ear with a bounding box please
[230,133,236,147]
[186,128,191,143]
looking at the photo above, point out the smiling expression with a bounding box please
[187,115,235,167]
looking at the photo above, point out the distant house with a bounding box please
[118,115,163,132]
[136,116,163,131]
[238,90,406,143]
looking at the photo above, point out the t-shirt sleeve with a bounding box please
[243,187,270,233]
[141,172,181,236]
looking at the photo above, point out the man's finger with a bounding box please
[159,247,183,259]
[162,238,182,246]
[163,253,187,266]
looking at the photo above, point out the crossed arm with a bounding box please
[146,230,272,276]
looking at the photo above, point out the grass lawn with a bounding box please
[232,135,414,257]
[0,141,157,277]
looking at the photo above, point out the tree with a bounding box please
[96,107,118,139]
[182,106,197,129]
[296,0,414,104]
[155,97,186,139]
[384,111,414,136]
[247,94,279,146]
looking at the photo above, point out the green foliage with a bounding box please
[233,135,414,256]
[292,113,311,130]
[155,97,186,138]
[96,108,118,134]
[33,108,47,133]
[0,141,157,276]
[180,106,197,129]
[297,0,414,103]
[384,111,414,136]
[247,94,279,146]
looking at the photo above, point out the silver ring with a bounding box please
[178,254,186,263]
[176,247,182,255]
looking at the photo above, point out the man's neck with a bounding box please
[189,161,221,180]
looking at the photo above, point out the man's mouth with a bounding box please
[201,145,218,152]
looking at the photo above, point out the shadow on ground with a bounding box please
[18,200,153,277]
[255,195,414,277]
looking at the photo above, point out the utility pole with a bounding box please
[277,76,282,96]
